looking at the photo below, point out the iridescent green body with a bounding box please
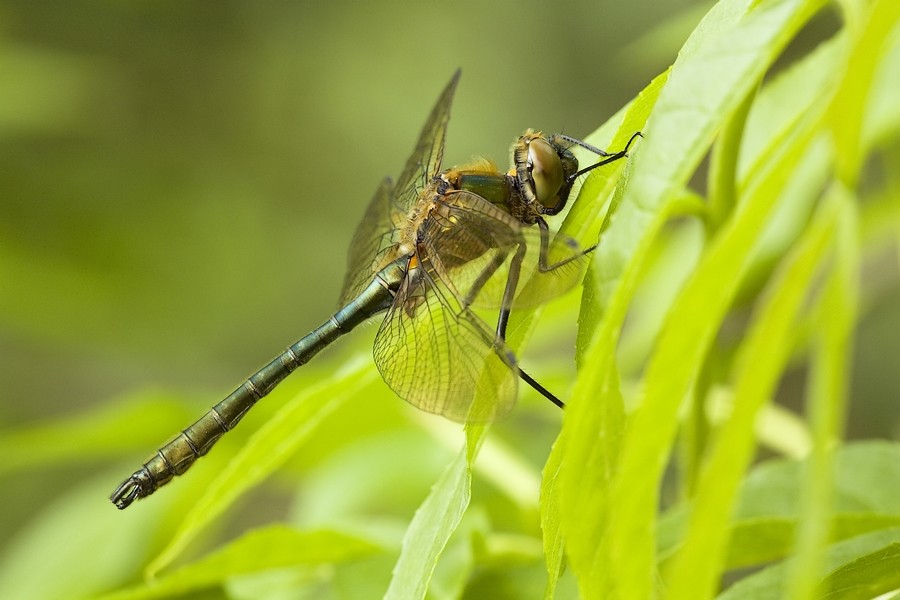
[448,168,512,207]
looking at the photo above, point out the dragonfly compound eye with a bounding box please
[527,137,565,210]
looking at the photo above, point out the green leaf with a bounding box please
[543,69,665,600]
[537,69,669,600]
[829,0,900,185]
[665,190,844,599]
[98,525,381,600]
[863,28,900,148]
[540,434,565,600]
[383,424,489,600]
[718,528,900,600]
[820,542,900,600]
[561,0,829,596]
[740,441,900,518]
[427,509,489,600]
[738,32,845,182]
[786,185,859,599]
[659,442,900,572]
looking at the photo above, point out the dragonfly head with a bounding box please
[513,131,579,216]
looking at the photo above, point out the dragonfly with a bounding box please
[111,70,640,509]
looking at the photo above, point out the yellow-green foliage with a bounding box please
[1,0,899,598]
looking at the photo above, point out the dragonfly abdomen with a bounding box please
[110,258,408,510]
[109,351,308,509]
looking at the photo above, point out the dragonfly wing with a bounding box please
[373,259,517,422]
[424,190,591,310]
[339,71,461,305]
[339,177,405,305]
[392,71,460,213]
[511,225,591,308]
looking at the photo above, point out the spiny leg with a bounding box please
[565,131,642,183]
[535,217,598,273]
[489,238,567,409]
[463,248,506,309]
[518,367,565,409]
[495,218,593,342]
[495,242,526,342]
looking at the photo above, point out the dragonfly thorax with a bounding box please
[432,131,581,227]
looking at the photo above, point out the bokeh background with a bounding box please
[1,0,704,425]
[2,0,898,596]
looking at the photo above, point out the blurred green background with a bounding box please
[0,0,703,423]
[2,1,899,596]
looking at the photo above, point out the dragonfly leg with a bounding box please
[565,131,643,183]
[463,249,506,308]
[518,367,565,409]
[488,240,566,409]
[556,134,612,157]
[496,214,615,412]
[497,217,597,340]
[495,242,526,342]
[535,217,598,273]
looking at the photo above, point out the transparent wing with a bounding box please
[423,190,591,310]
[507,225,591,309]
[373,259,517,422]
[338,178,405,305]
[392,70,460,213]
[339,71,461,304]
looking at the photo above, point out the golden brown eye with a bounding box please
[527,137,564,208]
